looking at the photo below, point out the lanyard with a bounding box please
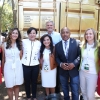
[63,41,69,56]
[86,43,94,64]
[86,47,90,64]
[11,44,16,63]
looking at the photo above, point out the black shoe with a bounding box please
[45,96,49,100]
[48,93,61,100]
[80,95,84,100]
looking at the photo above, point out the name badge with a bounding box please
[44,65,49,72]
[84,64,89,72]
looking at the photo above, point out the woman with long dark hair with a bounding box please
[40,34,57,99]
[2,28,23,100]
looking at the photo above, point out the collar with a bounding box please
[62,38,70,44]
[87,43,94,48]
[28,38,36,42]
[47,31,54,36]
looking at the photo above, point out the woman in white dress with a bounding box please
[40,34,57,97]
[2,28,23,100]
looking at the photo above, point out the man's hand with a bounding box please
[61,63,69,70]
[68,63,75,70]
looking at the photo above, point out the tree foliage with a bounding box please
[0,0,13,32]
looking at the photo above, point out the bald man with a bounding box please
[55,27,81,100]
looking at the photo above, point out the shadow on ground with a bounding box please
[0,80,100,100]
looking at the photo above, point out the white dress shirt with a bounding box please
[60,38,70,67]
[46,31,62,46]
[62,38,70,56]
[81,43,97,74]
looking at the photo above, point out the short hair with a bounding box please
[46,20,55,26]
[27,27,37,35]
[61,27,70,33]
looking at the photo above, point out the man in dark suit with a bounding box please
[55,27,81,100]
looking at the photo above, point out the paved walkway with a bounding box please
[0,79,100,100]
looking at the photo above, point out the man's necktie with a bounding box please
[64,41,68,59]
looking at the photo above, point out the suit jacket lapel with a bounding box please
[60,41,66,58]
[68,38,74,57]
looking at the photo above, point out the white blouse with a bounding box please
[81,43,97,74]
[21,39,41,66]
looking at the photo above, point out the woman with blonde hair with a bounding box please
[79,28,100,100]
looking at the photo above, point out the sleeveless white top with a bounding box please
[4,42,23,88]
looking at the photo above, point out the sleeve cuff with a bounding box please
[60,62,62,67]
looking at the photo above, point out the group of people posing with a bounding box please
[0,20,100,100]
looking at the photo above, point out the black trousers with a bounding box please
[22,64,39,98]
[55,66,60,93]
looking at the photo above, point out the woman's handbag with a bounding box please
[97,71,100,95]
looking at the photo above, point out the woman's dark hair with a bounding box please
[6,28,22,50]
[40,34,53,56]
[27,27,37,35]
